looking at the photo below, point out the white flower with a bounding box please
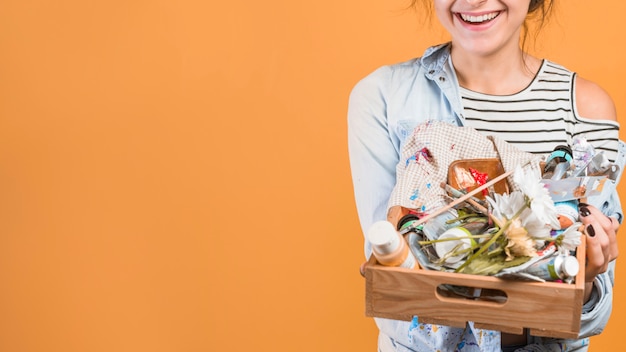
[486,191,551,239]
[556,223,583,252]
[513,166,560,229]
[486,192,525,221]
[519,210,553,240]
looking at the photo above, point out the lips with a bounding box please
[457,11,500,24]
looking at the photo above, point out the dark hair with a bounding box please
[408,0,555,49]
[523,0,555,50]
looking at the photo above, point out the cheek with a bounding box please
[512,1,533,22]
[512,12,530,30]
[433,1,453,28]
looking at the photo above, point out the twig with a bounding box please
[440,182,489,215]
[409,169,514,229]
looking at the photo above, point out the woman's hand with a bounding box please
[578,202,619,302]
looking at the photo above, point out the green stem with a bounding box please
[486,247,503,257]
[454,227,507,273]
[454,203,529,273]
[446,213,481,223]
[438,244,476,263]
[418,233,492,246]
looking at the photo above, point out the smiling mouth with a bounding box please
[457,11,500,24]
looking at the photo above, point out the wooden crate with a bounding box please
[363,240,585,339]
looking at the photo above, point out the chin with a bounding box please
[454,39,514,58]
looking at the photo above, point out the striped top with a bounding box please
[460,60,620,162]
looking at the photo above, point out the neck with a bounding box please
[450,45,540,95]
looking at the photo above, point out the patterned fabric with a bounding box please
[377,320,501,352]
[388,121,542,214]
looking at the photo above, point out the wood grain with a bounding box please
[364,241,585,339]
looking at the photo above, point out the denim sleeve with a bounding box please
[347,66,400,258]
[577,140,625,337]
[577,262,615,338]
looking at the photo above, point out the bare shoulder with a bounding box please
[575,75,617,121]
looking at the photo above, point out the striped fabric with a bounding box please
[460,61,620,162]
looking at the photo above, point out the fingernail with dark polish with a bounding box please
[586,224,596,237]
[578,202,590,208]
[579,206,591,217]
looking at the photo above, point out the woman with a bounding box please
[348,0,622,350]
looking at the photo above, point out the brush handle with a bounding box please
[411,169,514,228]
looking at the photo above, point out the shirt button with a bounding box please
[428,70,435,74]
[439,76,446,82]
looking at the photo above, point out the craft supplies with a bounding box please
[361,123,620,338]
[554,200,579,229]
[543,145,573,180]
[523,253,579,283]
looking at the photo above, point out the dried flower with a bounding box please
[503,219,537,260]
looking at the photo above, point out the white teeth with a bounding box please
[460,12,498,23]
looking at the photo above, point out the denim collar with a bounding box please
[417,42,464,120]
[420,42,452,80]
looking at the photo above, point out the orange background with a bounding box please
[0,1,625,351]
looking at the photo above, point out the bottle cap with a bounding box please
[546,145,573,164]
[367,221,401,255]
[561,256,580,278]
[397,214,420,231]
[544,145,573,175]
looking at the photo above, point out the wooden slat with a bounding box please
[364,240,585,339]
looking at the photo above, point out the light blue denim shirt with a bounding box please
[348,43,622,351]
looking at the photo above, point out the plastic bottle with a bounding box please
[522,254,579,282]
[367,220,418,269]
